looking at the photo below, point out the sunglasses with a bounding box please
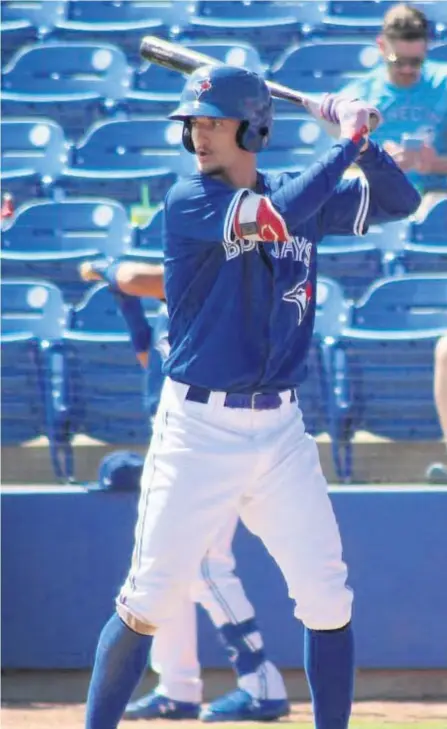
[385,53,424,69]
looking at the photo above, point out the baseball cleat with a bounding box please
[200,689,290,722]
[124,691,200,720]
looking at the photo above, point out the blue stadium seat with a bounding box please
[428,42,447,61]
[1,199,131,304]
[259,116,326,173]
[336,275,447,473]
[318,236,384,301]
[0,0,67,64]
[53,1,190,63]
[1,279,72,480]
[401,198,447,275]
[63,283,160,454]
[1,42,132,141]
[130,208,164,261]
[59,117,181,206]
[1,118,69,205]
[298,276,354,481]
[269,41,380,104]
[126,40,264,117]
[320,1,396,37]
[182,1,324,63]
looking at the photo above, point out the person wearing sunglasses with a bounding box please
[341,3,447,203]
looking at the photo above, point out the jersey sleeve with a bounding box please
[164,174,248,246]
[317,174,370,236]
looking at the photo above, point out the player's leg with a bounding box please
[85,379,253,729]
[192,511,289,722]
[240,403,354,729]
[124,592,201,720]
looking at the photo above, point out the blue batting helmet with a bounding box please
[169,65,273,154]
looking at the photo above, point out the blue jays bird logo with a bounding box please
[283,275,312,325]
[193,78,212,99]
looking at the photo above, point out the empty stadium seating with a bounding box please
[335,275,447,479]
[1,118,69,205]
[2,42,132,140]
[1,0,67,64]
[182,1,323,62]
[62,284,161,474]
[1,198,132,303]
[1,279,72,480]
[130,208,164,261]
[59,117,181,205]
[402,198,447,275]
[52,1,188,63]
[268,41,380,107]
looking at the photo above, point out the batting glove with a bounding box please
[319,94,382,143]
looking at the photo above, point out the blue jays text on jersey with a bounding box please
[162,140,420,394]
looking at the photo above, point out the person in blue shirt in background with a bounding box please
[342,3,447,207]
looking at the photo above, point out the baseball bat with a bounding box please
[140,36,380,135]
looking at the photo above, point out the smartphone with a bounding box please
[401,133,424,150]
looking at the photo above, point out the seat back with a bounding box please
[2,42,131,100]
[63,0,178,24]
[351,274,447,331]
[64,284,158,443]
[2,198,131,256]
[72,118,182,171]
[194,1,301,21]
[1,280,66,448]
[1,119,68,180]
[186,40,264,74]
[407,198,447,244]
[1,280,65,339]
[428,43,447,61]
[133,208,164,255]
[270,41,380,92]
[1,0,66,31]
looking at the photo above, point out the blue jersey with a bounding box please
[343,61,447,193]
[162,144,417,393]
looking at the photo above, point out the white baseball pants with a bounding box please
[118,377,352,640]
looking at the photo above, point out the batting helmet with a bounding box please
[169,65,273,154]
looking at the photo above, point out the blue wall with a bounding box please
[2,486,447,670]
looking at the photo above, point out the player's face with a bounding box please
[379,37,426,87]
[190,117,242,174]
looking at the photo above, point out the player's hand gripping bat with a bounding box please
[140,36,381,139]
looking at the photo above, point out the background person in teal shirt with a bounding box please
[342,3,447,199]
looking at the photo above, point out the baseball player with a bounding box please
[78,272,290,722]
[84,65,420,729]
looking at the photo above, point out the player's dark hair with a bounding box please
[382,3,429,41]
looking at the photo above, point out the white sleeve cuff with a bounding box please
[223,188,250,244]
[353,175,370,236]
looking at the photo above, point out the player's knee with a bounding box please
[295,583,353,631]
[435,336,447,373]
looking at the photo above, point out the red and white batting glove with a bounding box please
[319,93,382,144]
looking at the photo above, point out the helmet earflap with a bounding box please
[236,121,270,153]
[183,119,271,155]
[182,119,195,153]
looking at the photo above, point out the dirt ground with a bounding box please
[2,701,447,728]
